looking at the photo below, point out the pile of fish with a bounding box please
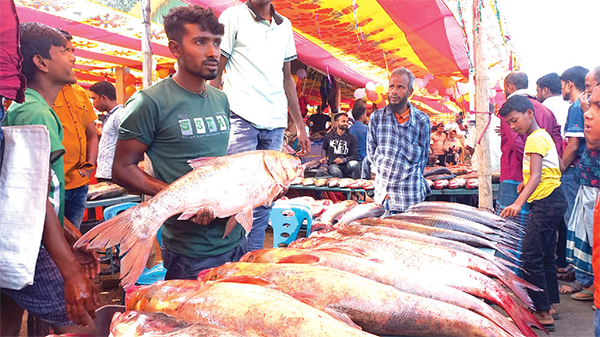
[112,197,542,337]
[424,165,500,190]
[292,176,375,190]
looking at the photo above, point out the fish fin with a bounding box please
[290,292,319,306]
[177,206,208,221]
[266,184,285,206]
[217,275,276,289]
[223,216,238,239]
[187,156,218,170]
[235,207,254,233]
[506,296,548,335]
[324,308,362,330]
[277,254,320,264]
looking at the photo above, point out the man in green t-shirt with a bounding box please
[113,5,247,281]
[1,22,97,335]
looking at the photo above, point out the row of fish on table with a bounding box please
[113,201,539,337]
[424,165,501,190]
[72,151,537,336]
[291,176,375,190]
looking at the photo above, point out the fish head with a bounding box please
[197,263,240,282]
[263,151,304,186]
[110,311,188,336]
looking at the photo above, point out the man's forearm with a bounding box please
[562,137,580,168]
[85,122,99,167]
[42,200,82,277]
[112,163,166,196]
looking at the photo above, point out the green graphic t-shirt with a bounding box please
[119,78,243,257]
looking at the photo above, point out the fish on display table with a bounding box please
[199,263,524,337]
[75,150,304,289]
[127,279,378,337]
[86,182,126,200]
[241,248,536,337]
[110,310,245,337]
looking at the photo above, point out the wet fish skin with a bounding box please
[127,279,377,337]
[318,200,358,225]
[199,262,520,337]
[110,310,245,337]
[75,150,303,289]
[336,203,385,226]
[239,248,530,337]
[289,236,545,334]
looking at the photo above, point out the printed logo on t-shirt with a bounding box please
[205,117,218,133]
[194,118,206,134]
[330,139,349,155]
[215,115,228,131]
[178,119,193,136]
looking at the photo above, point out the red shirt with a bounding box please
[0,0,26,103]
[500,95,563,182]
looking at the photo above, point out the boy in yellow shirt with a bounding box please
[499,95,566,331]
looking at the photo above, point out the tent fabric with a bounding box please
[186,0,469,87]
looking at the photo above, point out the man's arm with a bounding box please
[344,136,358,163]
[111,138,167,196]
[562,137,581,170]
[42,200,97,325]
[83,121,98,177]
[208,56,228,90]
[283,62,310,156]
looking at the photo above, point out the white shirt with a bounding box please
[542,95,570,135]
[219,2,297,129]
[95,105,123,179]
[466,114,502,171]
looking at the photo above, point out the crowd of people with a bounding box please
[0,0,599,335]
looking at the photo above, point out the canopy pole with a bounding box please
[472,0,493,211]
[141,0,152,89]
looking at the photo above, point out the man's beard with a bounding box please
[338,125,348,130]
[388,94,409,112]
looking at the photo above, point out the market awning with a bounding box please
[14,0,176,87]
[185,0,470,88]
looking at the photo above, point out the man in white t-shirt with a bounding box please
[88,81,123,182]
[209,0,310,251]
[536,73,570,135]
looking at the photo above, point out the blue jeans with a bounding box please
[161,237,248,280]
[361,157,371,179]
[64,184,88,230]
[595,306,600,337]
[575,270,594,288]
[328,160,360,179]
[227,113,285,251]
[557,167,579,268]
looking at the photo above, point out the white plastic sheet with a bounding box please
[0,126,50,290]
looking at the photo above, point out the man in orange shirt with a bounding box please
[52,29,98,230]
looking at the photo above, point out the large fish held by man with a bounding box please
[75,150,304,288]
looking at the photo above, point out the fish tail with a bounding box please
[507,299,548,336]
[490,242,519,263]
[74,203,163,290]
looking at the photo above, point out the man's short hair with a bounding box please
[390,67,415,89]
[561,66,589,92]
[592,66,600,85]
[351,107,366,121]
[499,95,534,117]
[334,112,348,122]
[19,22,67,83]
[505,72,528,90]
[89,81,117,101]
[536,73,561,94]
[163,5,224,43]
[56,28,72,41]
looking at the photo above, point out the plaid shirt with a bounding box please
[367,103,431,212]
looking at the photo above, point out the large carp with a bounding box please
[241,248,536,337]
[110,310,245,337]
[75,150,303,288]
[127,279,377,337]
[199,262,522,337]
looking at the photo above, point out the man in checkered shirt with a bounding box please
[367,67,431,213]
